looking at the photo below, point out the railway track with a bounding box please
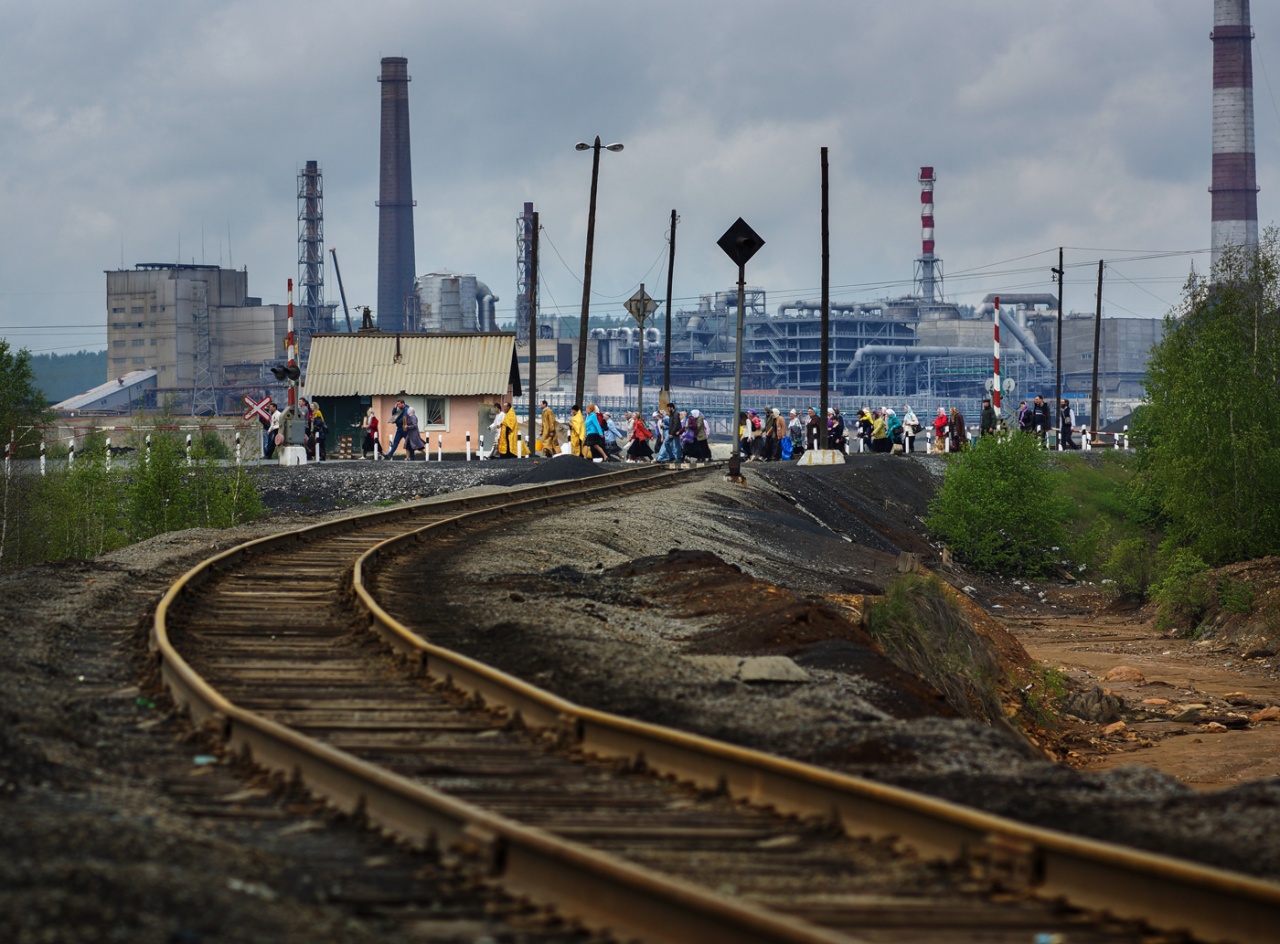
[153,464,1280,944]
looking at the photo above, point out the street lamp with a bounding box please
[574,136,624,412]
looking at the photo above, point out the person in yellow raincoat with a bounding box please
[569,403,585,457]
[497,400,520,457]
[539,399,560,456]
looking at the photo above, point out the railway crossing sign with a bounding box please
[625,287,658,325]
[243,395,272,423]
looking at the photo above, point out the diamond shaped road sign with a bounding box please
[717,217,765,268]
[625,287,659,324]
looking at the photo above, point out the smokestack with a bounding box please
[377,57,416,332]
[1210,0,1259,269]
[914,166,941,301]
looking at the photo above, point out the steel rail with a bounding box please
[150,464,1280,944]
[352,507,1280,944]
[154,466,869,944]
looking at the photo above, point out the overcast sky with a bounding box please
[2,0,1277,357]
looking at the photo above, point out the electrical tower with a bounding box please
[298,161,324,369]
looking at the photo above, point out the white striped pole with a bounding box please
[40,440,46,476]
[69,440,75,466]
[479,434,487,460]
[235,431,242,465]
[466,431,472,461]
[437,434,442,462]
[105,437,112,473]
[992,295,1002,415]
[186,433,192,465]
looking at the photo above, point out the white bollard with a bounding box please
[479,434,487,460]
[186,433,192,465]
[466,431,472,461]
[437,434,443,462]
[40,440,46,476]
[235,431,242,466]
[1123,425,1130,450]
[69,441,75,466]
[105,437,112,473]
[145,433,151,466]
[517,435,523,459]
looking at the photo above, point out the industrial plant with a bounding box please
[72,0,1260,430]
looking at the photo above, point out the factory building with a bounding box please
[104,263,333,414]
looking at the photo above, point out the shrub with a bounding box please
[925,432,1072,577]
[1106,536,1157,599]
[1152,546,1211,634]
[1216,575,1255,615]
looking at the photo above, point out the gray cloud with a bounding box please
[1,0,1276,356]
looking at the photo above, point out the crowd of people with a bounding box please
[268,393,1084,464]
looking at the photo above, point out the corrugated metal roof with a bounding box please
[302,333,516,398]
[53,370,157,411]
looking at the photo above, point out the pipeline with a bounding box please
[973,294,1056,370]
[842,345,990,380]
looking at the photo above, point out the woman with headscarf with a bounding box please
[870,409,891,453]
[583,403,610,461]
[627,411,654,461]
[931,407,948,453]
[884,408,902,454]
[829,408,847,453]
[362,406,379,459]
[949,407,968,452]
[404,405,425,460]
[686,409,712,462]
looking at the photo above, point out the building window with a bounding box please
[422,397,447,428]
[132,357,145,364]
[150,339,156,346]
[111,322,124,329]
[131,306,144,314]
[111,307,125,314]
[134,322,144,328]
[112,357,126,365]
[132,338,145,346]
[112,340,125,348]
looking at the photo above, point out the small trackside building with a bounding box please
[302,331,522,457]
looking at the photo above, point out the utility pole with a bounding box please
[663,209,677,405]
[1053,247,1065,440]
[1091,258,1103,444]
[819,147,830,449]
[527,212,539,454]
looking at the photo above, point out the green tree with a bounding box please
[1137,229,1280,564]
[0,340,47,457]
[925,432,1072,577]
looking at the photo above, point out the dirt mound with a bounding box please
[1186,556,1280,655]
[605,549,953,720]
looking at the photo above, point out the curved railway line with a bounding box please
[152,464,1280,944]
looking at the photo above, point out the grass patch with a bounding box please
[864,574,1004,724]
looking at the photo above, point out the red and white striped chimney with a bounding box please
[1210,0,1259,269]
[916,166,940,300]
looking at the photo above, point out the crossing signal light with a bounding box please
[270,363,301,382]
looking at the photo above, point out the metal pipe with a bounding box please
[843,345,991,379]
